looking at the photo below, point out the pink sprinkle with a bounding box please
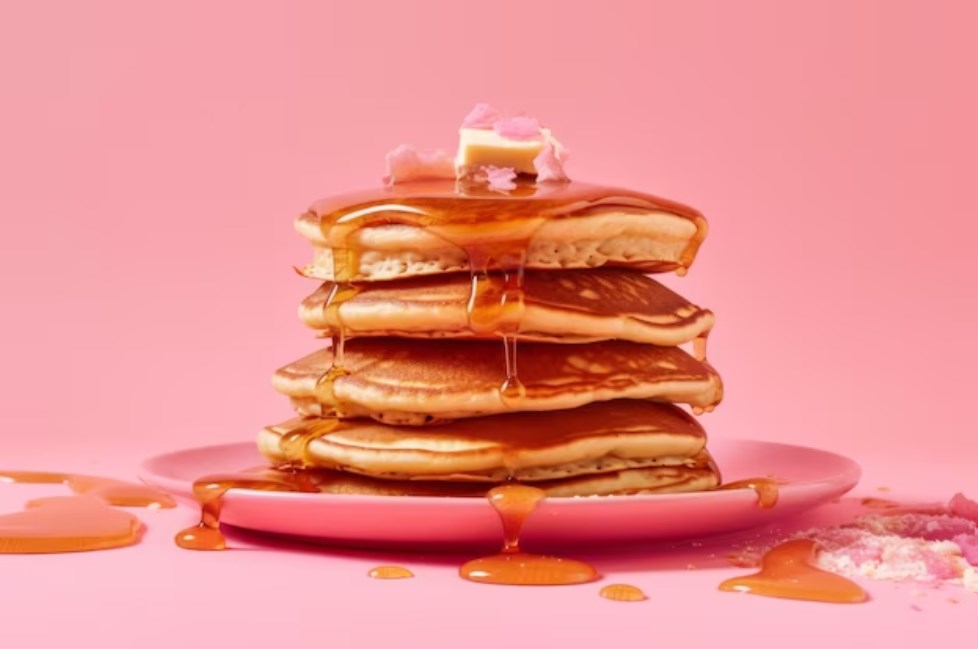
[948,493,978,525]
[493,116,542,141]
[534,138,570,183]
[483,166,517,192]
[383,145,455,185]
[952,533,978,566]
[460,103,500,129]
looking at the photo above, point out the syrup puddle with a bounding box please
[719,539,867,603]
[460,484,599,586]
[0,471,174,553]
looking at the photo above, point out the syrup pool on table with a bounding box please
[0,470,175,553]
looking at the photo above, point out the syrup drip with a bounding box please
[718,539,867,603]
[279,418,340,466]
[323,282,360,368]
[599,584,648,602]
[716,477,780,509]
[459,484,600,586]
[368,565,415,579]
[0,471,172,554]
[174,469,319,551]
[692,333,708,362]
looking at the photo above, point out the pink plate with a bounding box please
[141,439,859,549]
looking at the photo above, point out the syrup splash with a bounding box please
[719,539,867,603]
[459,484,599,586]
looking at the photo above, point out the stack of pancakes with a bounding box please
[259,180,723,497]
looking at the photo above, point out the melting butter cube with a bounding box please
[455,128,545,176]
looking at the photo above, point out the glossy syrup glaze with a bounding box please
[0,471,174,553]
[460,484,600,586]
[306,180,707,413]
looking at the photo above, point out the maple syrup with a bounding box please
[716,477,779,509]
[0,471,174,553]
[719,539,867,603]
[311,181,707,412]
[599,584,648,602]
[174,468,319,551]
[368,565,415,579]
[460,484,599,586]
[860,497,899,509]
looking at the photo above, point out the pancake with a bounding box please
[295,180,708,282]
[238,458,720,497]
[258,400,707,481]
[273,339,723,423]
[299,268,715,345]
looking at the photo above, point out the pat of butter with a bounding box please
[455,128,544,176]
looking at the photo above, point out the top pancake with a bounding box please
[299,268,715,345]
[295,180,708,282]
[273,338,723,424]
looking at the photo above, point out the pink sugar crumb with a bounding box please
[857,513,976,541]
[952,533,978,566]
[534,137,570,183]
[460,103,500,129]
[383,145,455,185]
[483,166,517,192]
[948,493,978,525]
[493,116,542,141]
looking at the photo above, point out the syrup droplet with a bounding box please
[368,565,415,579]
[718,539,868,603]
[599,584,648,602]
[860,497,900,509]
[459,484,600,586]
[716,477,779,509]
[175,469,319,551]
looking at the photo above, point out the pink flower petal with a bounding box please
[460,103,500,129]
[493,116,542,141]
[483,166,517,192]
[383,145,455,185]
[534,138,570,183]
[949,492,978,525]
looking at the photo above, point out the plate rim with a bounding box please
[140,437,862,508]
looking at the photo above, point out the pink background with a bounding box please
[1,0,976,646]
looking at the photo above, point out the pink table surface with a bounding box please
[2,448,975,649]
[2,1,977,646]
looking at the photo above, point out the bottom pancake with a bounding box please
[244,460,720,498]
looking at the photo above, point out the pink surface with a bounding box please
[1,0,977,646]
